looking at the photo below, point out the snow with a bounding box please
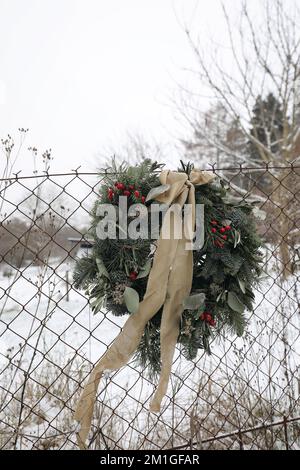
[0,250,299,449]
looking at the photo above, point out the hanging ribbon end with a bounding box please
[76,430,88,450]
[149,398,161,413]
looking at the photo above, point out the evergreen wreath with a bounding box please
[73,159,263,378]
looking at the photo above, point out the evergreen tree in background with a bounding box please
[248,93,285,164]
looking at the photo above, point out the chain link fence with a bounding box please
[0,164,299,450]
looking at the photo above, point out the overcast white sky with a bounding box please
[0,0,262,174]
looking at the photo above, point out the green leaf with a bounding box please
[137,259,152,279]
[132,248,138,262]
[183,293,206,310]
[202,335,212,354]
[146,184,170,202]
[216,290,225,302]
[222,219,232,226]
[233,229,241,248]
[222,195,243,205]
[124,264,130,276]
[237,277,246,294]
[123,286,140,314]
[96,257,110,279]
[227,291,245,314]
[90,294,106,314]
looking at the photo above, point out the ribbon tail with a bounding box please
[74,367,103,449]
[74,237,175,448]
[74,313,148,448]
[150,237,193,412]
[149,302,180,412]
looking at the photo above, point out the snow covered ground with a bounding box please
[0,250,299,449]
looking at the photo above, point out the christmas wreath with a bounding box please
[73,159,263,448]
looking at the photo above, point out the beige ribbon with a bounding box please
[74,169,215,449]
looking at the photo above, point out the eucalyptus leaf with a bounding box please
[183,293,206,310]
[202,336,212,355]
[96,257,110,279]
[234,230,241,248]
[123,286,140,314]
[136,259,152,279]
[222,195,243,205]
[227,291,245,314]
[124,264,130,276]
[237,277,246,294]
[146,184,170,202]
[132,248,138,262]
[222,219,232,226]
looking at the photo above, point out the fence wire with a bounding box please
[0,164,299,450]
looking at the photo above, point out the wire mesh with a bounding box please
[0,164,299,450]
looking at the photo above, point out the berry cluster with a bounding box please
[107,182,146,204]
[129,271,138,281]
[210,220,231,248]
[200,311,216,327]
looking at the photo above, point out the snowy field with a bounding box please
[0,248,299,449]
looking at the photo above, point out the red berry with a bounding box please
[209,319,216,327]
[141,196,146,204]
[221,235,227,240]
[114,182,119,187]
[123,190,131,196]
[108,190,114,201]
[117,182,125,190]
[210,220,218,225]
[134,190,140,198]
[225,225,231,231]
[200,313,206,321]
[129,271,138,281]
[205,313,212,322]
[211,228,217,233]
[220,227,226,233]
[129,184,135,190]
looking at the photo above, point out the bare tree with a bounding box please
[96,131,167,167]
[177,0,300,165]
[176,0,300,278]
